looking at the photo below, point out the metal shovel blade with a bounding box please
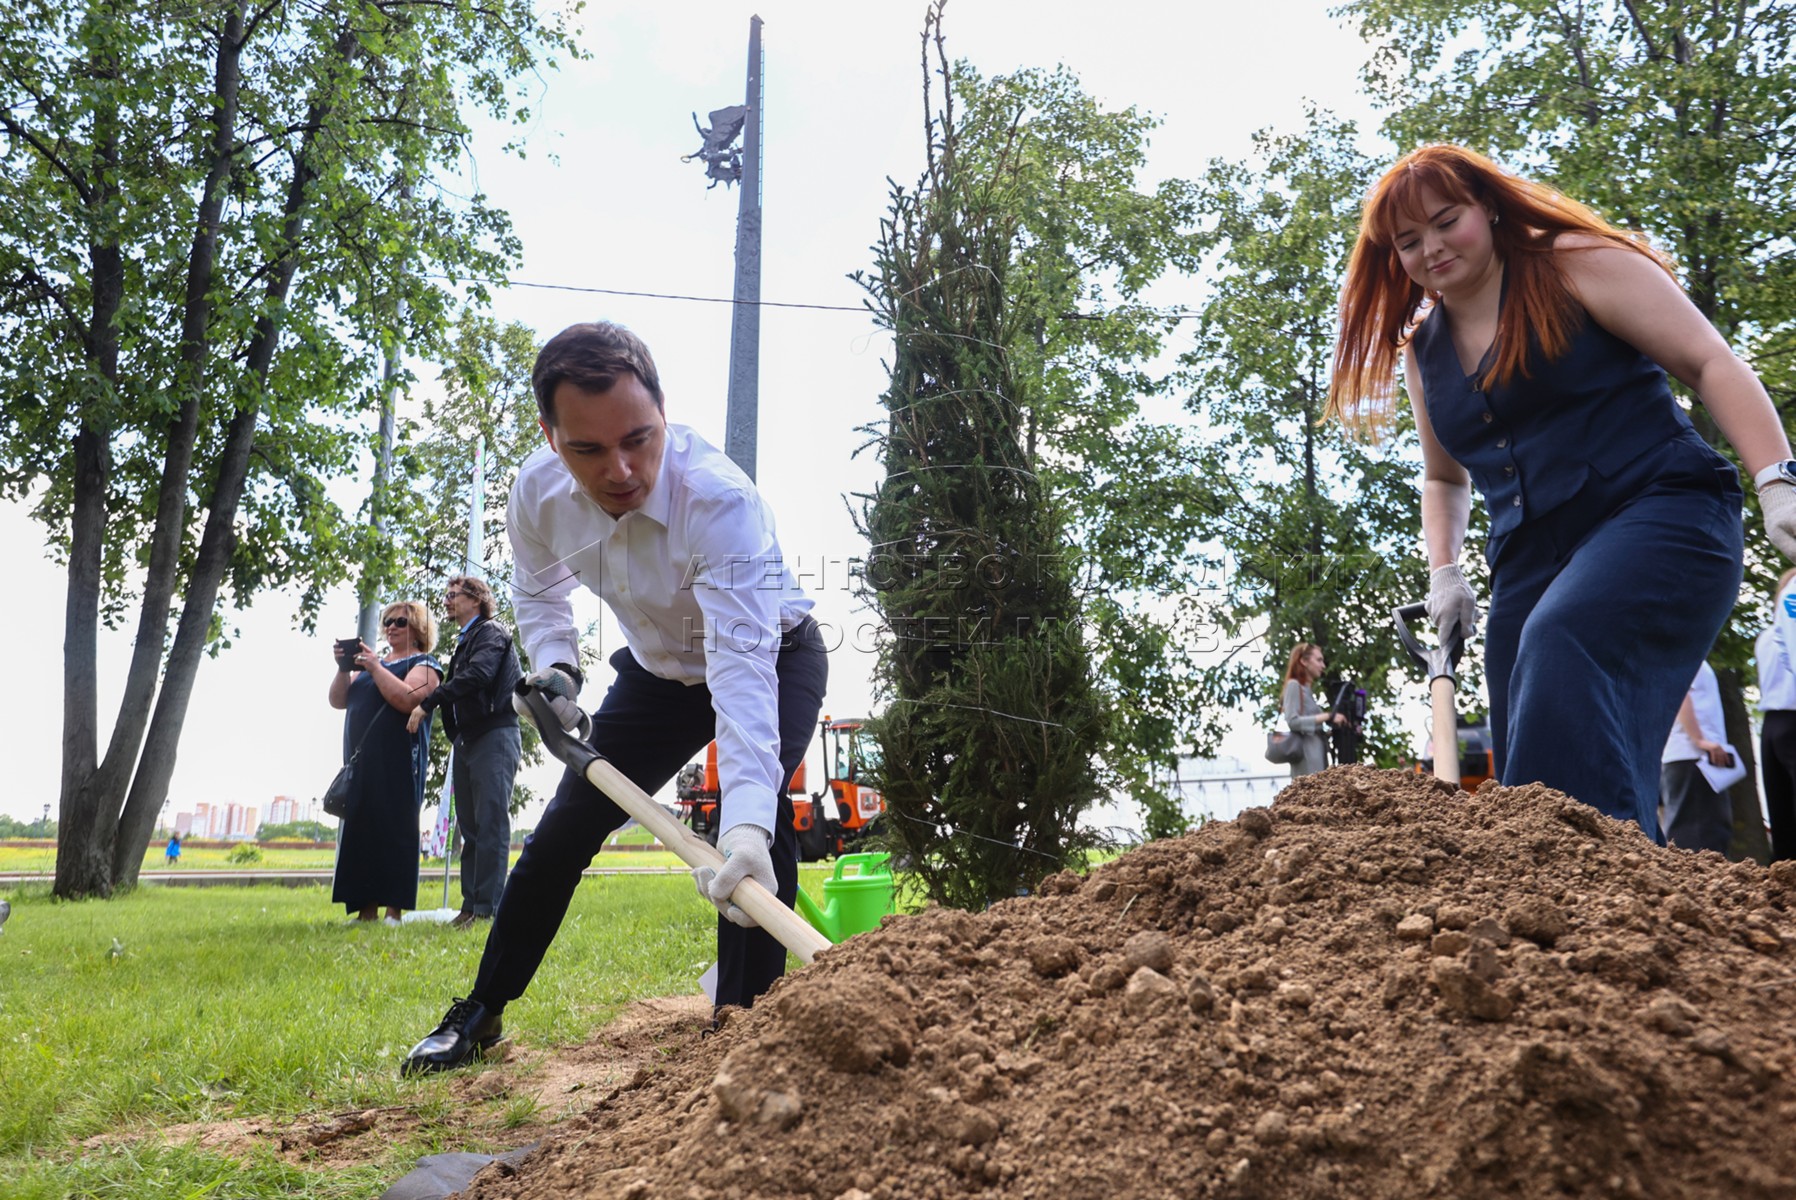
[1394,602,1467,785]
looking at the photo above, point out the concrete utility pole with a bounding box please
[358,346,400,647]
[466,434,486,570]
[724,15,764,481]
[359,176,413,647]
[681,17,764,479]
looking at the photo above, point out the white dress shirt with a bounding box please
[1762,631,1796,712]
[1767,581,1796,712]
[508,424,813,835]
[1662,661,1726,764]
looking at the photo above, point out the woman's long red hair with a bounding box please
[1283,643,1319,690]
[1325,144,1674,433]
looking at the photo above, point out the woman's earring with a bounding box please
[1490,212,1500,225]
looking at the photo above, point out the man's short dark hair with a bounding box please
[531,322,664,426]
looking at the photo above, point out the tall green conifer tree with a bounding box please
[856,6,1105,908]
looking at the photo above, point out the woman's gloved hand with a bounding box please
[692,825,774,928]
[1427,563,1481,644]
[1762,484,1796,563]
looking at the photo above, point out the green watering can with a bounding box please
[794,852,895,943]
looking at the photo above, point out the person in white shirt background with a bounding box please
[403,322,828,1075]
[1756,565,1796,863]
[1659,658,1739,856]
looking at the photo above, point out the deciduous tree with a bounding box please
[1181,113,1443,770]
[399,312,556,812]
[0,0,580,897]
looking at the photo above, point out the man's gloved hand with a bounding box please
[1426,563,1481,645]
[513,665,586,735]
[1762,484,1796,563]
[692,824,774,929]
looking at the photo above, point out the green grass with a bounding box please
[0,842,688,874]
[0,872,821,1198]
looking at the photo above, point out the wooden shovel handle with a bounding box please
[582,758,832,963]
[1430,675,1460,785]
[515,684,832,964]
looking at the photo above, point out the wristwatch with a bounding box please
[1753,460,1796,493]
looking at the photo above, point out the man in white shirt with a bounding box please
[1658,660,1735,855]
[404,322,827,1075]
[1756,566,1796,861]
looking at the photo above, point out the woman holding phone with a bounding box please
[327,600,442,923]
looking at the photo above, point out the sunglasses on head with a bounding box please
[382,615,409,629]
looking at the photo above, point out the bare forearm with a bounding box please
[1696,354,1792,478]
[1421,478,1471,569]
[369,663,430,711]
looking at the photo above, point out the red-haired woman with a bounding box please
[1282,643,1346,778]
[1326,144,1795,841]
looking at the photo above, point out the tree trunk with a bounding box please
[110,24,360,888]
[103,4,246,774]
[56,427,115,898]
[53,68,125,900]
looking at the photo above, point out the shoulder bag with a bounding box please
[1264,729,1305,765]
[324,699,399,821]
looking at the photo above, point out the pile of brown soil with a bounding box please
[457,767,1796,1199]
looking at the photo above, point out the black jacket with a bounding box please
[421,617,523,742]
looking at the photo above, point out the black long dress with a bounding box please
[332,653,441,914]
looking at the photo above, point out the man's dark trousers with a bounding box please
[469,617,827,1011]
[454,723,522,917]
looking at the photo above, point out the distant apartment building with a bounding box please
[224,803,259,840]
[266,795,299,826]
[177,801,261,839]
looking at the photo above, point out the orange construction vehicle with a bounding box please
[1413,714,1497,792]
[673,715,884,862]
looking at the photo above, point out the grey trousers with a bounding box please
[1658,759,1733,856]
[453,723,522,916]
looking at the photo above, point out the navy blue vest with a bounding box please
[1413,295,1704,554]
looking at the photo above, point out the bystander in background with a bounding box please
[1281,643,1346,779]
[411,576,523,929]
[1756,565,1796,862]
[1659,659,1742,855]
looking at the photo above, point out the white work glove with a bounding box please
[692,824,774,929]
[513,665,586,735]
[1427,563,1481,645]
[1762,484,1796,563]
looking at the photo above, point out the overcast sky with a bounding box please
[5,0,1389,831]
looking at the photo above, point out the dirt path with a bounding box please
[82,994,714,1176]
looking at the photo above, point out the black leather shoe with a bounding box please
[401,997,503,1076]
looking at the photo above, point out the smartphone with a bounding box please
[335,637,361,668]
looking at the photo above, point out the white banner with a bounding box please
[426,748,456,859]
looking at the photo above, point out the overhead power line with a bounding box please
[444,275,869,313]
[437,274,1204,322]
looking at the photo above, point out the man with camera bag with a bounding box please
[409,575,524,928]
